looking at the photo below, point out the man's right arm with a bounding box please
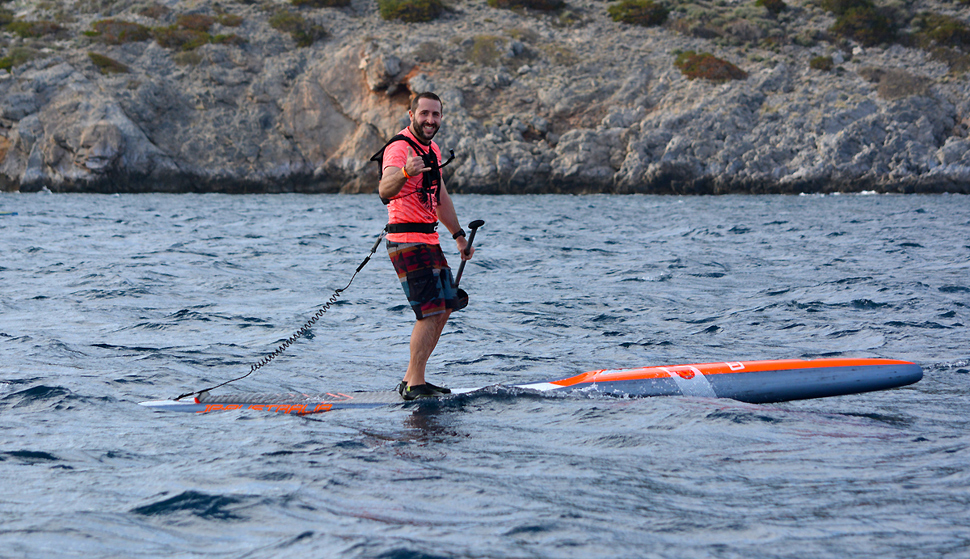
[379,146,428,200]
[378,166,408,200]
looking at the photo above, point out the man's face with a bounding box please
[409,98,442,144]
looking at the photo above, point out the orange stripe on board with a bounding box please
[197,402,334,415]
[550,358,915,387]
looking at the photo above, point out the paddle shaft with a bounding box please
[454,219,484,287]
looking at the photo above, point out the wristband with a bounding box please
[453,228,466,240]
[402,167,411,179]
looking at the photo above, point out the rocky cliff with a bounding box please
[1,0,969,194]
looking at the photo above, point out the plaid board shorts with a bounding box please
[386,241,459,320]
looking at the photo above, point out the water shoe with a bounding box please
[401,383,440,401]
[424,382,451,394]
[397,381,451,398]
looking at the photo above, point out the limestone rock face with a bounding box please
[0,0,968,194]
[0,61,180,191]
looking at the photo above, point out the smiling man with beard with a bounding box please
[376,92,475,400]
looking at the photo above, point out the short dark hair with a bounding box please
[410,91,443,114]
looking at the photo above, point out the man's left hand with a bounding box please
[456,237,474,260]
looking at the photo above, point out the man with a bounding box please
[377,92,474,400]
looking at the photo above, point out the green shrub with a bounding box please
[217,13,244,27]
[793,31,820,47]
[268,10,301,32]
[819,0,896,47]
[291,0,352,6]
[555,8,583,26]
[89,19,151,44]
[608,0,668,26]
[913,13,970,50]
[413,40,442,62]
[819,0,872,16]
[665,1,787,47]
[541,43,578,65]
[929,46,970,74]
[173,50,203,66]
[0,47,38,72]
[153,25,211,50]
[465,35,504,66]
[830,6,896,46]
[0,7,13,26]
[137,3,171,19]
[211,33,247,45]
[674,50,748,82]
[876,69,928,99]
[151,11,249,50]
[809,55,834,71]
[506,26,540,42]
[377,0,445,22]
[6,19,63,38]
[860,67,929,99]
[487,0,565,11]
[88,51,128,74]
[756,0,786,15]
[176,14,216,32]
[269,9,327,46]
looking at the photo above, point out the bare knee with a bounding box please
[419,310,450,326]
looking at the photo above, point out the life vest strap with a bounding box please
[370,134,455,206]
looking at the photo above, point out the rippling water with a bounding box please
[1,192,968,558]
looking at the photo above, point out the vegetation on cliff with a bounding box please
[6,19,64,38]
[291,0,352,7]
[755,0,787,15]
[674,50,748,81]
[1,0,968,74]
[912,12,970,73]
[268,9,326,46]
[378,0,446,22]
[88,51,128,74]
[86,19,151,44]
[608,0,670,27]
[487,0,566,12]
[0,0,968,194]
[809,54,834,71]
[0,46,33,72]
[822,0,897,46]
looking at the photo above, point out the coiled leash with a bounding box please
[174,228,388,401]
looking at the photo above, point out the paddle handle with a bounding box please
[454,219,484,287]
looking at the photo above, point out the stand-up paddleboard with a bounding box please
[139,358,922,414]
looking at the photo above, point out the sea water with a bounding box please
[1,192,968,558]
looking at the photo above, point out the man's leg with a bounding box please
[403,309,451,387]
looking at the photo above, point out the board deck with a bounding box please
[139,358,923,415]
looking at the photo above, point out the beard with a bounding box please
[411,120,439,144]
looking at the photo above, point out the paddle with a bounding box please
[455,219,484,310]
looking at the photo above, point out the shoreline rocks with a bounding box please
[1,0,969,194]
